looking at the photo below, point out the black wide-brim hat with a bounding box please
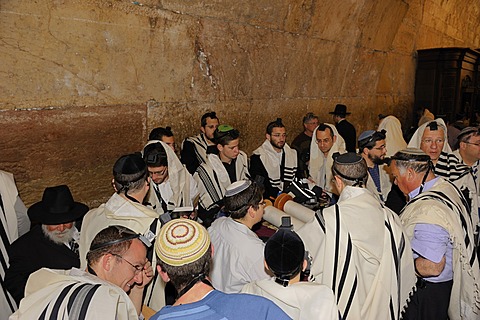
[28,185,89,225]
[329,104,351,116]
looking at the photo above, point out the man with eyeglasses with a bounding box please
[291,112,319,178]
[208,180,270,293]
[142,141,198,218]
[308,123,346,196]
[79,153,166,311]
[194,125,249,227]
[11,226,154,319]
[181,111,220,175]
[408,119,478,230]
[250,118,298,200]
[357,129,392,203]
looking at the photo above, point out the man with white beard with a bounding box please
[5,185,88,305]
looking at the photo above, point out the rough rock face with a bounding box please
[1,0,480,206]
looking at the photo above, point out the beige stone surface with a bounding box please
[1,0,480,205]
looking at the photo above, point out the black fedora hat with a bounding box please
[28,185,89,225]
[329,104,351,116]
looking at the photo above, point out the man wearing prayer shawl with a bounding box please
[407,118,479,229]
[296,153,416,320]
[308,123,346,196]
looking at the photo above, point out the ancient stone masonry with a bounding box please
[1,0,480,205]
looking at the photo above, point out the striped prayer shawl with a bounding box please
[407,118,479,228]
[400,178,480,319]
[252,140,297,191]
[10,268,138,320]
[299,187,416,320]
[194,152,249,212]
[184,133,210,165]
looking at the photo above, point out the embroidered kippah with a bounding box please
[155,219,210,267]
[391,148,430,162]
[224,180,251,197]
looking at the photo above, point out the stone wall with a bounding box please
[1,0,480,206]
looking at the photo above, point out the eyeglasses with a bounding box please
[111,253,144,274]
[316,138,332,144]
[271,133,287,138]
[464,141,480,147]
[421,139,444,145]
[148,167,167,176]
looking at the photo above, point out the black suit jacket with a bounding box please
[4,225,80,304]
[336,119,357,152]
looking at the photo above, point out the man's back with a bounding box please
[297,186,415,320]
[336,119,356,152]
[150,289,290,320]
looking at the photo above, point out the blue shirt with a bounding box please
[409,177,453,282]
[151,289,291,320]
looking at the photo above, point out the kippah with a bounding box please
[333,152,363,165]
[358,130,375,142]
[265,228,304,277]
[217,124,234,132]
[113,153,147,184]
[457,126,479,140]
[392,148,430,162]
[225,180,251,197]
[155,219,210,267]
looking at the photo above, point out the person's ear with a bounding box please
[157,265,170,283]
[102,253,114,272]
[302,259,308,272]
[333,135,337,144]
[111,178,118,192]
[266,133,271,141]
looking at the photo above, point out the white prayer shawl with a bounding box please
[10,268,138,320]
[308,124,346,194]
[400,178,480,319]
[242,278,339,320]
[182,133,210,165]
[252,140,297,191]
[144,140,197,213]
[378,115,407,157]
[78,193,165,310]
[365,164,392,204]
[296,186,416,320]
[0,170,29,318]
[408,118,479,228]
[194,151,249,211]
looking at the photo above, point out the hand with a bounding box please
[137,260,154,289]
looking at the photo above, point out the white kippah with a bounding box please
[225,180,251,197]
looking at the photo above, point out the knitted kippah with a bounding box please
[155,219,210,267]
[225,180,251,197]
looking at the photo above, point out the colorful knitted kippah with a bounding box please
[155,219,210,266]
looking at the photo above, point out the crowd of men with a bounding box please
[1,104,480,319]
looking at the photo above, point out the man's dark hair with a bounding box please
[317,123,334,138]
[149,127,174,141]
[143,142,168,167]
[214,125,240,146]
[358,130,386,151]
[224,182,262,219]
[201,112,218,127]
[302,112,318,124]
[266,118,285,135]
[86,226,137,266]
[158,246,212,293]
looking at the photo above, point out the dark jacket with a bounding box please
[4,225,80,304]
[336,119,357,152]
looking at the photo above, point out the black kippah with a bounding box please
[265,228,304,279]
